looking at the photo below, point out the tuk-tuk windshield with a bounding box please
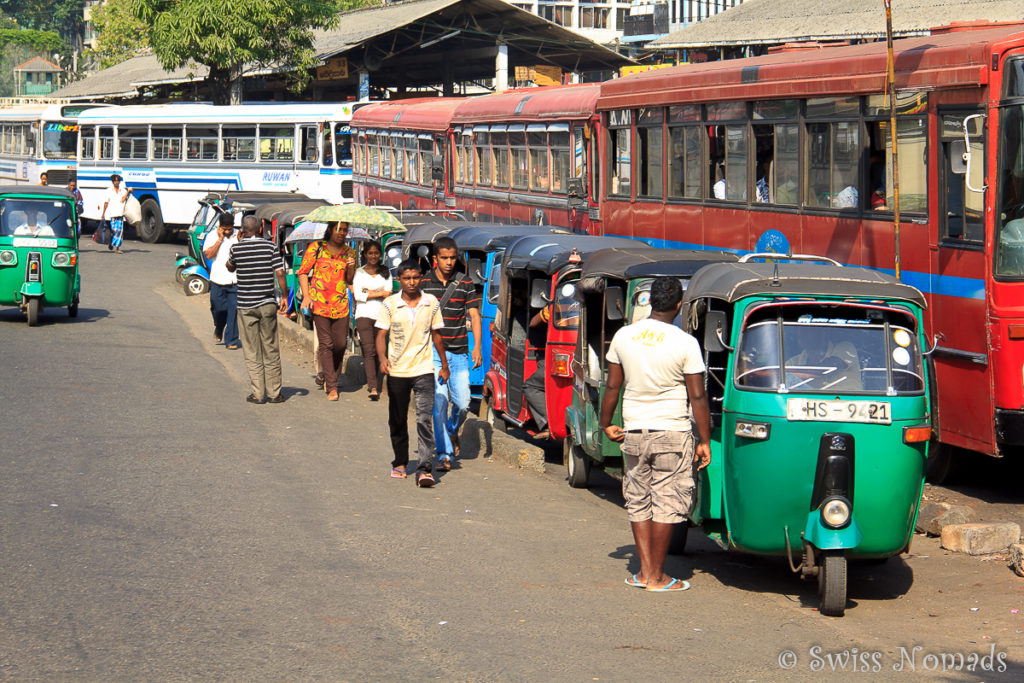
[0,198,74,238]
[735,307,924,395]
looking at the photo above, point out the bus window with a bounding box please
[222,126,255,161]
[510,129,528,190]
[259,126,293,161]
[80,125,95,160]
[940,113,984,244]
[550,130,569,194]
[300,125,318,163]
[725,126,747,201]
[805,123,832,208]
[607,109,631,197]
[152,126,182,161]
[380,135,392,178]
[334,123,351,167]
[529,129,549,192]
[99,126,115,160]
[390,135,403,182]
[637,107,664,198]
[997,104,1024,276]
[407,135,420,184]
[475,130,491,185]
[43,121,78,160]
[493,129,510,189]
[667,105,701,200]
[322,126,334,167]
[454,128,463,183]
[186,126,217,160]
[462,129,475,185]
[118,126,148,160]
[831,121,860,208]
[419,136,432,185]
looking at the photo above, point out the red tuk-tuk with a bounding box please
[479,234,640,441]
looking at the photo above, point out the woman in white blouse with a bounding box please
[352,240,393,400]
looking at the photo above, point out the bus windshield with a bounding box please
[335,124,352,167]
[42,121,78,160]
[735,308,924,395]
[0,198,74,238]
[997,103,1024,277]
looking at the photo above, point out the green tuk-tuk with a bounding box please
[681,257,931,616]
[565,247,738,486]
[0,185,81,325]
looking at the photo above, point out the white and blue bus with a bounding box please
[0,103,107,186]
[76,102,361,242]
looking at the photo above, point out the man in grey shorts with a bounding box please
[600,277,712,593]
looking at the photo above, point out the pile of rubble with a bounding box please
[916,500,1023,576]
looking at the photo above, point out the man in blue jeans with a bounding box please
[203,212,241,349]
[420,237,481,472]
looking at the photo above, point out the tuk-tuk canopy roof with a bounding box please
[253,199,329,224]
[682,262,927,308]
[0,185,74,201]
[201,191,313,210]
[447,224,575,253]
[502,234,640,275]
[401,220,468,256]
[579,247,739,284]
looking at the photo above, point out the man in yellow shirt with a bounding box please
[376,260,450,487]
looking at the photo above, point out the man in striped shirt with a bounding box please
[227,215,289,404]
[420,237,481,472]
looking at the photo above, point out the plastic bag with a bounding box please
[124,195,142,225]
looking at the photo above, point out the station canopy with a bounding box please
[53,0,631,101]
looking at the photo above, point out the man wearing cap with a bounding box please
[600,276,712,593]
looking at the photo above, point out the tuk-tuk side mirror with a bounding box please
[530,278,552,308]
[466,257,484,284]
[703,310,732,353]
[605,285,624,321]
[431,154,444,181]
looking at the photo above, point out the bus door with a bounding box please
[932,111,991,450]
[296,124,320,198]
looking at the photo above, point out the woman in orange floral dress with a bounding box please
[297,221,357,401]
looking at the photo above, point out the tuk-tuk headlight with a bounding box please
[52,252,75,267]
[735,420,771,440]
[0,250,16,266]
[820,497,852,529]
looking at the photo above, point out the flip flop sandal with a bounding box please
[416,473,436,488]
[624,574,646,589]
[314,374,325,388]
[390,467,407,479]
[436,458,452,472]
[646,578,690,593]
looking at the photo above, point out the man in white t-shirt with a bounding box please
[202,212,240,349]
[601,276,712,594]
[100,173,131,254]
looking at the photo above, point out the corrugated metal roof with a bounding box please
[53,0,630,100]
[651,0,1024,48]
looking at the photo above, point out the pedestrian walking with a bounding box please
[297,221,357,401]
[352,240,392,400]
[420,236,481,472]
[203,212,241,350]
[67,180,84,236]
[100,173,131,254]
[376,259,449,487]
[226,216,288,404]
[600,276,712,593]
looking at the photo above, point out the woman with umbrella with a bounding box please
[297,218,357,401]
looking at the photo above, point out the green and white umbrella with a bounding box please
[303,203,405,230]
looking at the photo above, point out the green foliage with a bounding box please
[0,1,83,45]
[123,0,363,102]
[0,27,64,52]
[87,0,149,69]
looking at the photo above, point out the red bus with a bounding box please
[595,23,1024,474]
[352,85,600,232]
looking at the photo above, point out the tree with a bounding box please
[122,0,361,105]
[87,0,149,69]
[0,1,83,48]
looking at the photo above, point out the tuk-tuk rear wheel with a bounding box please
[818,550,847,617]
[565,439,590,488]
[26,297,39,326]
[184,275,209,296]
[478,392,506,434]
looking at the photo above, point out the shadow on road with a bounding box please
[0,306,109,325]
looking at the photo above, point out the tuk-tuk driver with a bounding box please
[601,277,712,593]
[12,207,54,237]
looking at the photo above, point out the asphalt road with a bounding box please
[1,237,1022,681]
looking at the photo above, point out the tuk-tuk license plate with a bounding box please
[787,399,892,425]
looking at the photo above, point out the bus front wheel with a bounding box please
[137,199,166,243]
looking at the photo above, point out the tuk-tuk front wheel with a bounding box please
[68,295,79,318]
[184,275,209,296]
[818,550,847,617]
[175,264,188,284]
[26,297,40,326]
[478,392,506,434]
[565,439,591,489]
